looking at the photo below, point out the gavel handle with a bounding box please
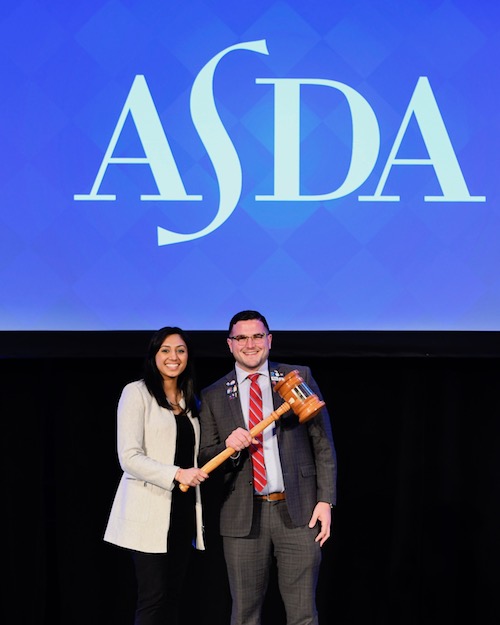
[179,401,291,492]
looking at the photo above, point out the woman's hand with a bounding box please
[175,467,209,487]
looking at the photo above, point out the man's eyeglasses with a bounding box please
[228,333,268,345]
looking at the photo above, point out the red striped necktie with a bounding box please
[248,373,267,492]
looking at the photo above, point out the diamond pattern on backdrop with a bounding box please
[0,1,497,329]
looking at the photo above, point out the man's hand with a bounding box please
[225,427,258,451]
[308,501,332,547]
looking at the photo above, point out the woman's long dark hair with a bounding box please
[143,326,199,418]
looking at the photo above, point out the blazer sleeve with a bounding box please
[117,383,179,491]
[301,366,337,505]
[199,384,227,466]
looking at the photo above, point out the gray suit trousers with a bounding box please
[222,498,321,625]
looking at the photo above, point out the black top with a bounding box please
[169,413,196,546]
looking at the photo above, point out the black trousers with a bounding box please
[131,492,195,625]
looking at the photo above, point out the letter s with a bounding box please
[157,40,270,245]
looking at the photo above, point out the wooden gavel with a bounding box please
[179,369,325,492]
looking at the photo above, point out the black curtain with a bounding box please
[3,332,499,625]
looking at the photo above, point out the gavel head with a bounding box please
[273,369,325,423]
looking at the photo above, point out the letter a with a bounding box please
[74,75,201,201]
[360,77,485,202]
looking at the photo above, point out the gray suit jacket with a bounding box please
[199,361,337,537]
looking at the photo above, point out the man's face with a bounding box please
[227,319,272,373]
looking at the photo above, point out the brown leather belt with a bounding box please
[255,492,286,502]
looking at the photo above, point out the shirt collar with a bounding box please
[235,361,269,384]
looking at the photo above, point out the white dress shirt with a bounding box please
[235,362,285,495]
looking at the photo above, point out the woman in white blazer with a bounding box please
[104,327,208,625]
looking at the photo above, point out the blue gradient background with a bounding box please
[0,0,498,330]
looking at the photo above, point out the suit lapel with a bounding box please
[267,362,288,445]
[223,370,246,429]
[269,361,289,410]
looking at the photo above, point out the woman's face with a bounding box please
[155,334,188,381]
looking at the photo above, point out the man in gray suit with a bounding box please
[199,310,337,625]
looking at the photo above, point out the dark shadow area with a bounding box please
[3,331,500,624]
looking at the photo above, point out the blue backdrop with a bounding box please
[0,0,497,330]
